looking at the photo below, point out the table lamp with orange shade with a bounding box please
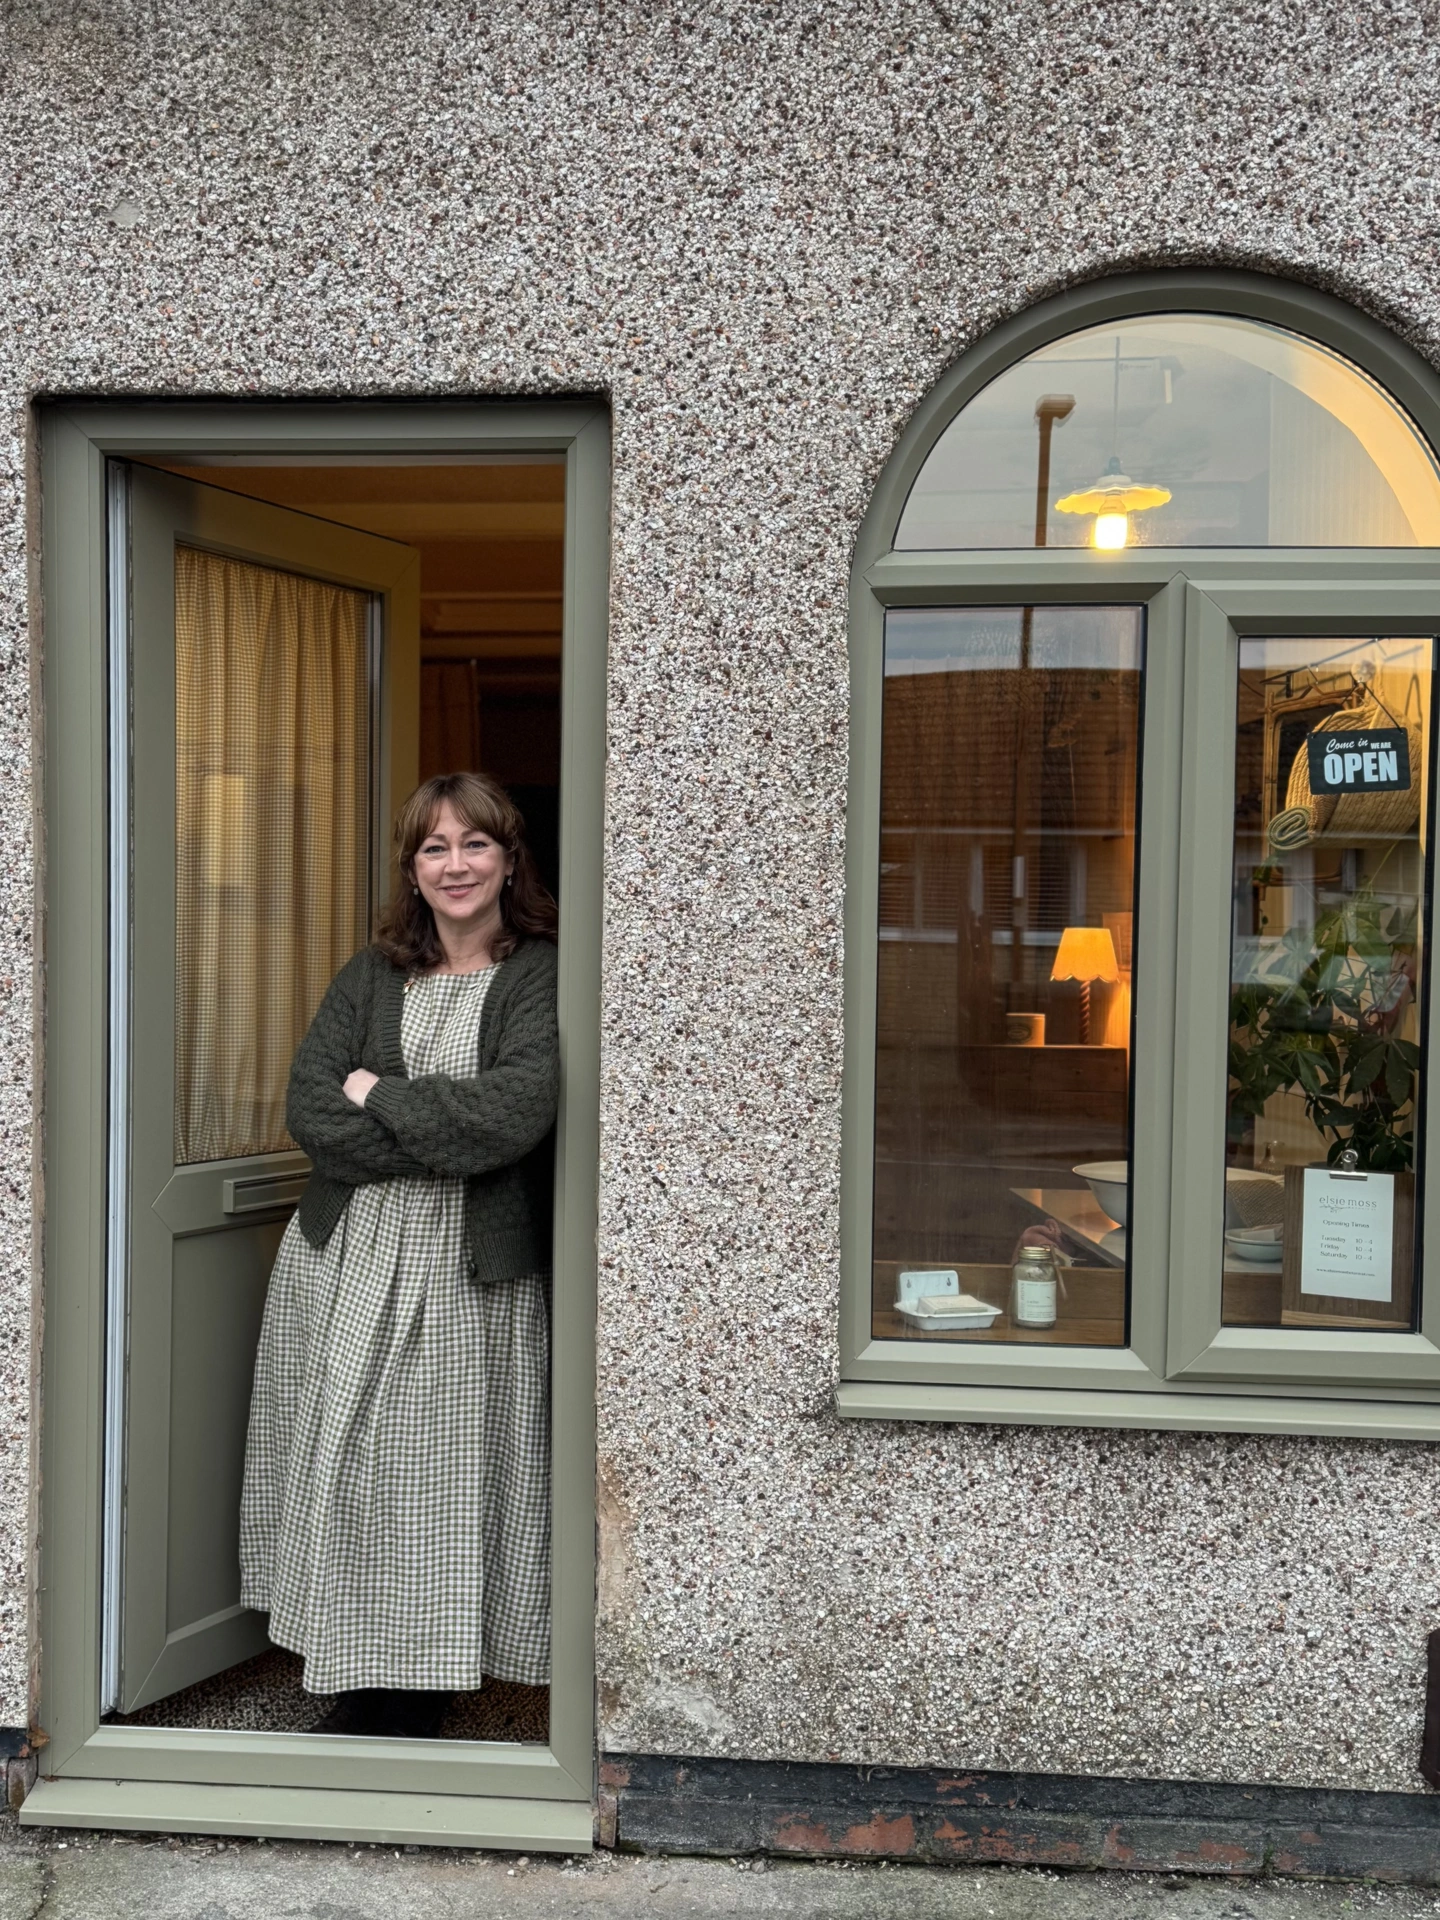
[1050,926,1120,1044]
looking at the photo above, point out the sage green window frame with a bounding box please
[33,401,608,1847]
[839,270,1440,1438]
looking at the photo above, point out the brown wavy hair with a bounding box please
[374,771,558,972]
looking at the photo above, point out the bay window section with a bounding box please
[842,276,1440,1429]
[871,605,1143,1347]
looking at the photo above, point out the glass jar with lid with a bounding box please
[1010,1245,1059,1329]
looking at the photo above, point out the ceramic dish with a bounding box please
[1225,1226,1284,1264]
[895,1293,1001,1331]
[894,1270,1002,1331]
[1073,1160,1128,1227]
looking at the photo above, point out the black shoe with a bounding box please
[374,1688,450,1739]
[311,1688,389,1736]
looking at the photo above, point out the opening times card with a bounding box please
[1300,1167,1395,1303]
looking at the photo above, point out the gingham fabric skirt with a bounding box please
[239,966,551,1692]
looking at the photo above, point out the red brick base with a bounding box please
[598,1755,1440,1883]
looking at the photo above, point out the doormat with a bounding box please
[105,1647,549,1743]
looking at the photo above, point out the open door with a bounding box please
[107,464,419,1713]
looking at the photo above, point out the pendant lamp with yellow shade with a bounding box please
[1054,336,1172,549]
[1056,456,1172,550]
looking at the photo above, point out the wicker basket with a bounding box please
[1225,1171,1286,1229]
[1267,696,1421,850]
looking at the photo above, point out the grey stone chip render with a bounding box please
[3,0,1440,1791]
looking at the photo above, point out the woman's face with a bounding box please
[411,801,515,937]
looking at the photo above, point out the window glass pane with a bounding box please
[872,606,1143,1347]
[174,547,371,1165]
[1224,636,1433,1328]
[898,315,1440,551]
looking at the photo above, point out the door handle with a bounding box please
[221,1171,310,1216]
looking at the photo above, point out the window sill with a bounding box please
[835,1378,1440,1439]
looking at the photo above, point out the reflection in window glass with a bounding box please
[898,315,1440,551]
[872,607,1143,1347]
[1224,636,1433,1329]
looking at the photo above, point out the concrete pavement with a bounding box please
[0,1825,1437,1920]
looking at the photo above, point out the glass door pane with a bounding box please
[872,606,1144,1346]
[174,547,371,1165]
[1223,635,1434,1329]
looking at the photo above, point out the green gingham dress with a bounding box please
[239,966,552,1693]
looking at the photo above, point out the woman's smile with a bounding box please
[410,800,516,960]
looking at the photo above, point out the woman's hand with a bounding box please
[342,1069,380,1109]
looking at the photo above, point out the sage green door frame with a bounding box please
[32,402,608,1848]
[838,270,1440,1438]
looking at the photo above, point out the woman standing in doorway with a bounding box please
[240,771,559,1739]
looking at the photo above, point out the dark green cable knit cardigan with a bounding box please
[286,937,559,1285]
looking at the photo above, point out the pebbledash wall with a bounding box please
[3,0,1440,1804]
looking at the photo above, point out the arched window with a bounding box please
[898,312,1440,550]
[840,273,1440,1435]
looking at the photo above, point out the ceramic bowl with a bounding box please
[1073,1160,1128,1227]
[1225,1226,1284,1264]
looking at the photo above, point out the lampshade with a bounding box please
[1054,469,1172,517]
[1050,926,1120,984]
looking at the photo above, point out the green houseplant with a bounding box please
[1228,873,1421,1173]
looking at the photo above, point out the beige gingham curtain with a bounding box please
[174,546,370,1165]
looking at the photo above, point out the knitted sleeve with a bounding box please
[286,949,432,1183]
[363,949,559,1178]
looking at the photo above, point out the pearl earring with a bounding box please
[412,885,419,895]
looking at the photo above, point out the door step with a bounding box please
[21,1777,592,1852]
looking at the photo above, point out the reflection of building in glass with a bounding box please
[872,606,1142,1343]
[899,315,1440,549]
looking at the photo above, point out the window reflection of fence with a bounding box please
[878,826,1129,1047]
[871,609,1143,1330]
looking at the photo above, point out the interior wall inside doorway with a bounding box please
[159,457,565,895]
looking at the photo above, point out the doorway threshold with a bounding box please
[20,1777,593,1851]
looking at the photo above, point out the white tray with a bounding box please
[895,1269,1001,1331]
[896,1300,1001,1331]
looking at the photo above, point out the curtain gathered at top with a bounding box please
[174,545,370,1165]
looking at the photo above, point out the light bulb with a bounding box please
[1093,512,1129,551]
